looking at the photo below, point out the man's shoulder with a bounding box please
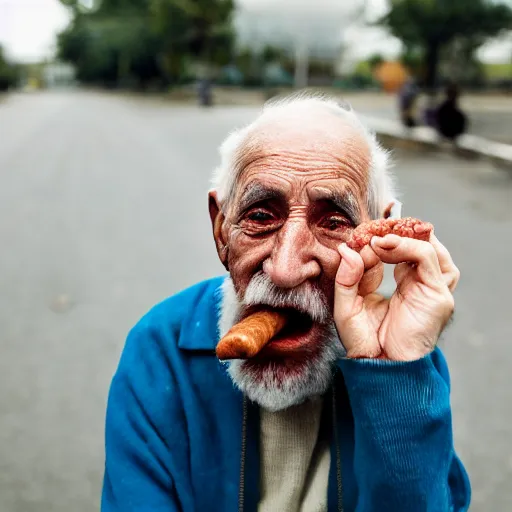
[129,275,226,349]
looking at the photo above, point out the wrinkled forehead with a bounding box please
[233,108,372,205]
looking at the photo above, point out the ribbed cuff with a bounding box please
[336,352,462,511]
[337,352,451,434]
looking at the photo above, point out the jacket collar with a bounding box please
[177,275,240,352]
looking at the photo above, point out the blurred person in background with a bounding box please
[398,76,420,128]
[101,93,471,512]
[198,77,213,107]
[435,83,468,142]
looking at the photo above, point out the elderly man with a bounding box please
[102,94,471,511]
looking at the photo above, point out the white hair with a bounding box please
[227,336,343,412]
[244,271,329,324]
[218,275,345,412]
[211,91,397,219]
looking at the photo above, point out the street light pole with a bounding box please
[294,38,309,89]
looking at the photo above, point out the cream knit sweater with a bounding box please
[258,397,330,512]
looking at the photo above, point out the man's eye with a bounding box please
[248,211,273,222]
[322,216,349,231]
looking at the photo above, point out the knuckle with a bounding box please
[443,293,455,314]
[420,242,437,262]
[447,266,461,291]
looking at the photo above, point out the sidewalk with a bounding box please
[207,87,512,171]
[361,114,512,172]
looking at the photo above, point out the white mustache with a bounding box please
[243,271,330,324]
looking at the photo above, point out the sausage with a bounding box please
[347,217,433,252]
[216,310,288,360]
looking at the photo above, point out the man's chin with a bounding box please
[219,276,344,411]
[226,337,344,412]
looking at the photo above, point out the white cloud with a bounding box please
[0,0,510,65]
[235,0,512,64]
[235,0,369,51]
[0,0,71,62]
[477,32,512,64]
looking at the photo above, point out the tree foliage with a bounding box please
[0,46,19,91]
[379,0,512,89]
[57,0,235,88]
[368,54,385,71]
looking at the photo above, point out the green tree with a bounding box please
[261,45,286,64]
[149,0,234,74]
[368,53,385,71]
[379,0,512,91]
[0,45,19,91]
[58,0,235,87]
[399,45,423,77]
[442,36,486,87]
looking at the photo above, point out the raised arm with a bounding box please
[334,231,471,510]
[338,348,470,511]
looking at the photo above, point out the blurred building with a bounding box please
[234,0,404,83]
[234,0,364,85]
[42,62,76,89]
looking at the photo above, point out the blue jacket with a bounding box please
[102,277,471,511]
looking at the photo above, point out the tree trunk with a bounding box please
[117,50,130,88]
[424,41,440,97]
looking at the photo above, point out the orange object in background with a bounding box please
[374,61,409,93]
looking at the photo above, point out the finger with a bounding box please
[359,244,384,296]
[371,234,444,288]
[360,244,380,271]
[335,243,365,321]
[430,234,460,292]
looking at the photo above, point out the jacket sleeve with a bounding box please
[337,348,471,512]
[101,324,183,512]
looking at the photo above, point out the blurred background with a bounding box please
[1,0,512,511]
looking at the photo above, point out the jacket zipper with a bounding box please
[332,385,344,512]
[238,395,248,512]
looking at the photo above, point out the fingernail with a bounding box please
[372,234,400,249]
[338,242,348,254]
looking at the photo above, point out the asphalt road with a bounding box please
[0,91,511,512]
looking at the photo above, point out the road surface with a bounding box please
[0,91,511,511]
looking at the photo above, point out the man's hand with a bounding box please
[334,233,459,361]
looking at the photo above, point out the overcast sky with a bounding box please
[0,0,511,64]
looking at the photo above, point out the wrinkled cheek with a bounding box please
[321,280,336,314]
[318,250,342,313]
[227,231,270,295]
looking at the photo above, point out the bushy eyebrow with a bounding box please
[235,182,361,225]
[309,188,361,225]
[237,182,286,213]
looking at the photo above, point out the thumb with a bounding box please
[335,244,380,359]
[334,243,365,325]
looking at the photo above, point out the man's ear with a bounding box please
[383,199,402,219]
[208,190,229,270]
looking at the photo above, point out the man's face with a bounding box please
[211,112,376,410]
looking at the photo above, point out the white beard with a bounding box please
[218,277,345,412]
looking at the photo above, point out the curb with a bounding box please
[362,115,512,173]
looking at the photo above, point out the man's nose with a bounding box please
[263,219,321,289]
